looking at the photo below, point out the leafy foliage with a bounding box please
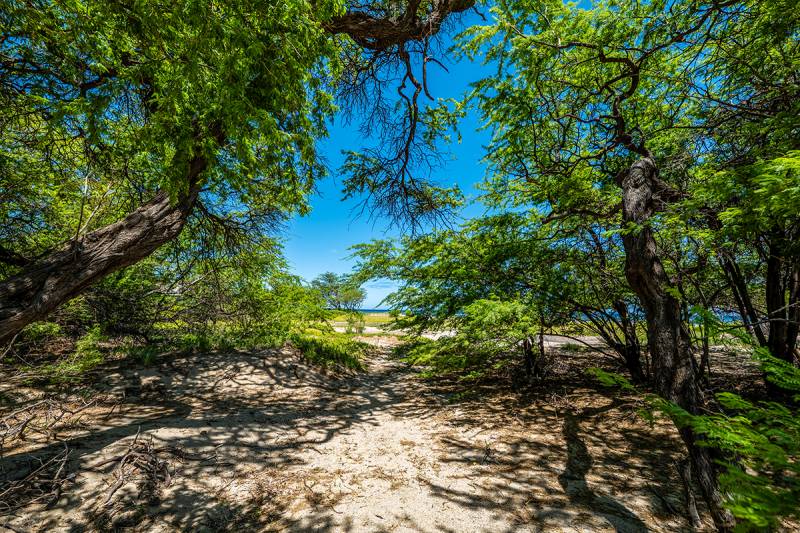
[656,348,800,530]
[290,331,369,371]
[0,0,345,274]
[354,211,644,378]
[585,367,637,393]
[591,344,800,530]
[34,326,107,383]
[18,322,62,344]
[311,272,366,312]
[392,298,539,379]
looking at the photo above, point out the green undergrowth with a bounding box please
[125,344,164,366]
[158,322,289,353]
[13,320,372,381]
[18,321,63,343]
[3,321,63,366]
[290,331,369,371]
[120,323,293,366]
[588,349,800,531]
[28,326,106,384]
[392,337,510,381]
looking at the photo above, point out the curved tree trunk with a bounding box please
[618,157,735,531]
[0,158,207,344]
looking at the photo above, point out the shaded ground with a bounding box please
[1,338,714,532]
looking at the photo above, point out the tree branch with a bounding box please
[326,0,475,50]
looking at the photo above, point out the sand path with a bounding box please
[1,339,696,532]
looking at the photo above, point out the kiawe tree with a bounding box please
[0,0,475,343]
[311,272,366,312]
[458,0,799,529]
[353,0,798,527]
[353,212,648,381]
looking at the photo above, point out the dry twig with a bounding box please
[0,442,73,513]
[1,398,97,452]
[92,429,213,508]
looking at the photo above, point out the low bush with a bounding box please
[34,326,107,383]
[290,332,368,371]
[18,321,62,343]
[392,336,510,380]
[174,324,289,353]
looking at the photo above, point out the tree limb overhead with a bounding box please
[326,0,475,49]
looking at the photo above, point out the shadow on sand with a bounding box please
[1,347,693,532]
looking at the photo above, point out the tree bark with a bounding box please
[787,263,800,363]
[612,300,645,383]
[765,235,799,365]
[618,157,734,531]
[523,336,535,377]
[717,232,799,369]
[717,252,767,347]
[326,0,475,50]
[0,157,208,344]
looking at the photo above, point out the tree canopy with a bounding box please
[354,0,799,528]
[311,272,366,312]
[1,0,799,530]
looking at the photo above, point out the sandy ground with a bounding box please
[1,338,709,532]
[332,328,607,348]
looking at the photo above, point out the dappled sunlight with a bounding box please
[2,342,707,532]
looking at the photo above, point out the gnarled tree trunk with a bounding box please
[618,157,734,531]
[0,158,207,344]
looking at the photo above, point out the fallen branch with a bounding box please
[0,442,72,513]
[1,398,97,451]
[92,428,214,508]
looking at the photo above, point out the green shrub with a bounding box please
[392,299,545,380]
[19,321,62,343]
[392,336,505,380]
[176,332,212,352]
[231,324,290,350]
[345,312,366,334]
[126,344,162,366]
[57,296,94,327]
[290,332,368,371]
[668,349,800,531]
[175,324,289,353]
[36,326,106,383]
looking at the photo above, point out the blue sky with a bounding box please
[283,13,493,308]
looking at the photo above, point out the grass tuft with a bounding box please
[290,332,369,371]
